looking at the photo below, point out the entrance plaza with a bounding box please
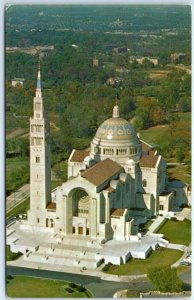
[7,218,169,270]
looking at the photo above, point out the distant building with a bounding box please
[113,47,128,54]
[106,77,123,86]
[93,56,99,67]
[130,56,159,66]
[11,78,25,87]
[170,53,186,64]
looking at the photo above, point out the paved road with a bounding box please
[6,184,30,213]
[6,266,152,298]
[179,268,191,291]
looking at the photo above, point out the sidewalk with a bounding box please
[146,216,165,234]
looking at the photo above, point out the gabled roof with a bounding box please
[81,158,123,186]
[70,150,90,162]
[46,202,56,210]
[141,140,152,152]
[110,208,125,217]
[139,150,159,168]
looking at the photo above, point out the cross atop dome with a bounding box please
[113,94,119,118]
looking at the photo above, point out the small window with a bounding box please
[37,218,39,223]
[143,179,147,187]
[159,205,164,211]
[36,156,40,163]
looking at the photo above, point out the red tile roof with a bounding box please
[139,150,159,168]
[81,158,123,186]
[70,150,90,162]
[46,202,56,210]
[141,140,152,152]
[110,208,125,217]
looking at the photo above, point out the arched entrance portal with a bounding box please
[69,188,90,236]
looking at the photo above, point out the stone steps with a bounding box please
[25,250,102,268]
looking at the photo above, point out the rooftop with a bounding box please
[110,208,125,217]
[70,150,90,163]
[139,150,159,168]
[81,158,123,186]
[141,140,152,152]
[46,202,56,210]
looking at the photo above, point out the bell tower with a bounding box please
[28,63,51,226]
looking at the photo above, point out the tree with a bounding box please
[148,266,183,293]
[176,147,185,163]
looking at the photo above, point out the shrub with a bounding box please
[102,262,112,272]
[76,285,86,292]
[6,275,14,280]
[102,264,109,272]
[180,203,189,208]
[68,282,77,289]
[65,287,73,293]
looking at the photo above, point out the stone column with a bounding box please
[90,198,97,238]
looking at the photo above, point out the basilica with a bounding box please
[7,67,190,268]
[27,66,189,242]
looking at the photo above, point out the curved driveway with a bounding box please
[7,266,152,298]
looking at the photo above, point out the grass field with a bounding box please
[139,112,191,148]
[6,157,29,194]
[6,112,29,134]
[167,164,191,184]
[149,70,170,80]
[139,125,170,147]
[6,276,92,298]
[155,219,191,246]
[104,248,183,275]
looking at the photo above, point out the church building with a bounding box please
[26,66,184,243]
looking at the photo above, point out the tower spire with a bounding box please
[113,94,119,118]
[36,60,42,97]
[28,64,51,226]
[33,62,44,119]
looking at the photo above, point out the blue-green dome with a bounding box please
[95,117,138,142]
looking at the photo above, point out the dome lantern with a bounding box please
[113,105,119,118]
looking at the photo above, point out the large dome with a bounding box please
[90,104,142,164]
[95,117,139,142]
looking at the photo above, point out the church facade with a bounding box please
[27,67,189,244]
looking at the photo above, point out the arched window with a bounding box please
[143,179,147,187]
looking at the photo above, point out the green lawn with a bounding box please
[177,112,191,122]
[156,219,191,246]
[6,276,92,298]
[139,125,170,146]
[167,164,191,185]
[6,157,29,195]
[104,248,183,276]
